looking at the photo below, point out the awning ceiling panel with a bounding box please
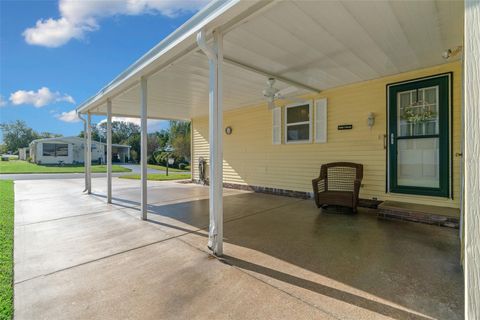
[82,0,463,120]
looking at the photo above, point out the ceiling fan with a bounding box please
[262,77,302,109]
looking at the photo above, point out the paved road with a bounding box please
[0,172,126,180]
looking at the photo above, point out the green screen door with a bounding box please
[388,74,450,197]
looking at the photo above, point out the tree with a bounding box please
[169,120,191,162]
[147,133,160,156]
[155,129,170,150]
[125,134,141,163]
[0,144,7,154]
[97,121,140,144]
[78,125,102,142]
[0,120,39,152]
[38,132,63,139]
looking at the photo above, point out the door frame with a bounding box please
[386,73,452,198]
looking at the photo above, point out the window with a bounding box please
[43,143,69,157]
[284,102,312,143]
[43,143,56,156]
[56,144,68,156]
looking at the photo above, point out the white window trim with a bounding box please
[272,107,281,145]
[284,101,313,144]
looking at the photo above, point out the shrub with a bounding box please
[178,163,187,170]
[147,154,157,165]
[27,156,32,163]
[130,150,138,163]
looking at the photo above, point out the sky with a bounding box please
[0,0,209,142]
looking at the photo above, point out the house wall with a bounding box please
[34,140,105,164]
[192,61,462,208]
[75,141,105,164]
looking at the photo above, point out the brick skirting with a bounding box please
[192,179,311,199]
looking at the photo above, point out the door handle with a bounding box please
[390,133,395,145]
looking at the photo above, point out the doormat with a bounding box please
[358,199,383,209]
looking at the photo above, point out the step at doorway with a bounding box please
[377,200,460,228]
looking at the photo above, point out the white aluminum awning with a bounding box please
[76,0,463,120]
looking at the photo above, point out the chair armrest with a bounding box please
[312,177,326,193]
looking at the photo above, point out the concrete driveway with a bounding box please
[119,164,167,174]
[0,172,126,180]
[14,178,463,319]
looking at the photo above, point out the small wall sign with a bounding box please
[337,124,353,130]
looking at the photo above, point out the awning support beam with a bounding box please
[107,99,113,204]
[140,76,148,220]
[223,56,322,93]
[197,29,224,256]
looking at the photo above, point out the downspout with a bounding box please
[197,29,224,255]
[77,111,88,192]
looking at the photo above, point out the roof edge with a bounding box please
[76,0,242,114]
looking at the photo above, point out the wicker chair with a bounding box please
[312,162,363,213]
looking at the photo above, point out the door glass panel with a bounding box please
[397,138,439,188]
[398,86,439,137]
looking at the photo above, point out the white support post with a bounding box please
[464,1,480,318]
[107,99,113,204]
[77,112,88,192]
[197,30,224,256]
[87,112,92,194]
[140,77,148,220]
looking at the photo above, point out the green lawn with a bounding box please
[0,180,14,319]
[119,173,191,181]
[0,160,131,174]
[147,164,190,172]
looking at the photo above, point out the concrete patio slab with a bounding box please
[181,199,463,320]
[14,178,463,320]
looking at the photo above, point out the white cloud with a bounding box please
[9,87,75,108]
[23,0,209,47]
[56,109,80,123]
[23,18,91,48]
[98,117,167,132]
[0,95,7,107]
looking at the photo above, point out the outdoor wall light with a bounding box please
[367,112,375,128]
[442,46,462,60]
[225,126,233,135]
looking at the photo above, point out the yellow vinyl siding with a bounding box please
[192,61,462,208]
